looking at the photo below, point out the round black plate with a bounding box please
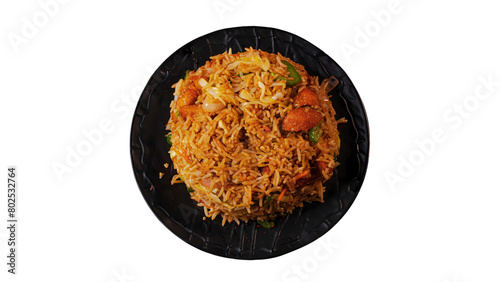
[130,26,369,259]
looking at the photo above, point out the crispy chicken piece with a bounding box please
[282,107,322,132]
[179,105,200,118]
[293,88,320,108]
[177,89,199,108]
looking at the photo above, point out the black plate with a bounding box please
[130,26,369,259]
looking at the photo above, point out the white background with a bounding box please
[1,0,500,281]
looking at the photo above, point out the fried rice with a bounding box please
[166,47,345,226]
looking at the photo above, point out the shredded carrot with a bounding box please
[294,170,310,181]
[263,125,271,132]
[149,186,153,191]
[179,147,190,161]
[278,187,287,202]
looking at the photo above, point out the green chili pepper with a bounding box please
[187,187,194,193]
[184,70,189,80]
[179,175,184,182]
[166,133,172,145]
[264,196,272,205]
[175,110,180,118]
[334,153,338,162]
[309,123,323,144]
[257,219,275,229]
[281,61,301,87]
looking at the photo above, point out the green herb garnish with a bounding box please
[257,219,275,229]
